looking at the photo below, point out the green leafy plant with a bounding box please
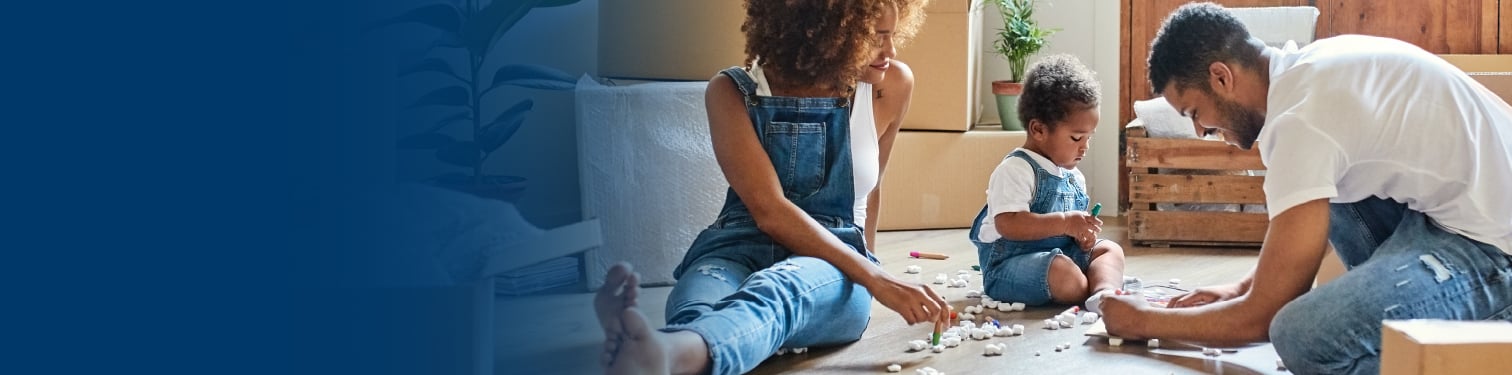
[379,0,581,192]
[990,0,1057,82]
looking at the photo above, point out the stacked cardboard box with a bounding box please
[879,127,1025,230]
[1381,320,1512,375]
[877,1,998,231]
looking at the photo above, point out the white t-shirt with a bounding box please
[977,148,1086,242]
[752,63,879,225]
[1259,35,1512,255]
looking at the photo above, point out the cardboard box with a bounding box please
[598,0,744,80]
[897,2,983,131]
[1438,55,1512,104]
[879,127,1026,230]
[1381,320,1512,375]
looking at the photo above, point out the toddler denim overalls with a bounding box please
[967,149,1090,305]
[662,66,877,375]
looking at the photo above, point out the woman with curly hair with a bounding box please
[594,0,938,374]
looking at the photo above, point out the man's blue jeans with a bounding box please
[1270,197,1512,374]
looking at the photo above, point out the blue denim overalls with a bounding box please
[967,149,1090,305]
[662,66,877,375]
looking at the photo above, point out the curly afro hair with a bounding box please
[742,0,929,94]
[1147,2,1262,95]
[1017,54,1100,129]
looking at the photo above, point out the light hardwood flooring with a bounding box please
[499,218,1286,374]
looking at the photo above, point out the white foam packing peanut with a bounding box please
[1147,339,1160,348]
[965,290,982,298]
[1043,319,1059,330]
[916,367,941,375]
[1011,302,1026,311]
[970,328,990,340]
[997,303,1013,312]
[904,265,922,274]
[887,363,902,373]
[951,278,968,288]
[983,300,1000,309]
[1081,312,1100,324]
[1108,337,1124,347]
[960,321,976,330]
[943,337,962,347]
[775,347,789,355]
[1011,324,1025,335]
[1275,359,1287,371]
[1202,348,1221,356]
[931,345,945,353]
[791,347,808,354]
[907,340,929,352]
[933,273,948,284]
[983,343,1004,356]
[993,326,1012,337]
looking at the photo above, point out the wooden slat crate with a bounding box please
[1126,125,1268,247]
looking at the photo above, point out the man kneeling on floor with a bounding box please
[1099,3,1512,375]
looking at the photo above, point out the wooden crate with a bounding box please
[1125,125,1267,247]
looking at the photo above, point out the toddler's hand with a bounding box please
[1062,211,1102,249]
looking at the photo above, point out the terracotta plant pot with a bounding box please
[993,81,1025,131]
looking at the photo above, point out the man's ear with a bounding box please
[1208,61,1234,94]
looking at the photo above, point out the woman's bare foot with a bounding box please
[595,263,641,366]
[605,307,671,375]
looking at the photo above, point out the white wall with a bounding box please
[978,0,1122,216]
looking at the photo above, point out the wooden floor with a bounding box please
[499,218,1286,374]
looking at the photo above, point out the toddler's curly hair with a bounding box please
[742,0,928,93]
[1018,54,1101,129]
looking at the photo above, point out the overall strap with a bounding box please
[719,66,759,98]
[1008,149,1065,179]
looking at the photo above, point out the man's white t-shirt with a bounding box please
[976,148,1086,242]
[1259,35,1512,255]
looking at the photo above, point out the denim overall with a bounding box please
[967,150,1090,305]
[662,67,877,375]
[1268,197,1512,374]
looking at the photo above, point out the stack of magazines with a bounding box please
[495,255,580,295]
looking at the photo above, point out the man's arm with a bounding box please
[1103,198,1331,346]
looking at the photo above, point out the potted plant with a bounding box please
[989,0,1056,131]
[380,0,581,202]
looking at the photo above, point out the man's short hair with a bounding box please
[1147,2,1262,95]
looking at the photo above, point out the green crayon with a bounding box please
[1090,203,1102,217]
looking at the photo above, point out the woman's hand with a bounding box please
[866,273,949,326]
[1166,283,1245,308]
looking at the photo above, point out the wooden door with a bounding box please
[1314,0,1500,54]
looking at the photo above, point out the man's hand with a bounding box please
[1167,282,1246,308]
[1099,293,1153,340]
[867,273,950,326]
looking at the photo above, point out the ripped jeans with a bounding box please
[1270,197,1512,375]
[663,225,875,375]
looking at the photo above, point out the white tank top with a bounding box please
[751,63,880,225]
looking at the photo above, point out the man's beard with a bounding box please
[1216,96,1265,150]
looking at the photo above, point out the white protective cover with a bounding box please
[575,76,727,288]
